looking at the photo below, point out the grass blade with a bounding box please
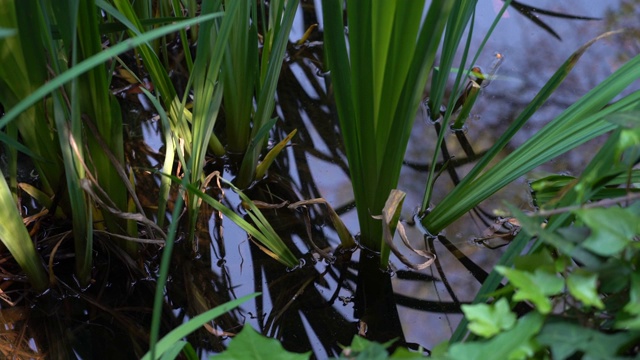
[423,34,640,233]
[0,169,48,291]
[143,293,260,360]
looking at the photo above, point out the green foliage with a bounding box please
[215,324,310,360]
[440,115,640,358]
[2,1,639,358]
[566,270,605,310]
[0,169,48,291]
[322,0,453,252]
[142,293,260,360]
[185,174,299,268]
[235,0,300,188]
[617,274,640,330]
[576,207,637,256]
[0,0,224,287]
[422,31,640,233]
[496,266,564,315]
[434,313,544,360]
[214,328,427,360]
[461,298,516,338]
[537,321,639,360]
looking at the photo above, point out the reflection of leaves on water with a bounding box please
[604,0,640,64]
[507,0,600,40]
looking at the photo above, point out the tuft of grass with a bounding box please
[0,169,48,291]
[322,0,454,264]
[0,0,224,285]
[422,31,640,234]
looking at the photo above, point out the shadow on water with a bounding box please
[2,1,638,358]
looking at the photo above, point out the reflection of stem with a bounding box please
[534,192,640,217]
[268,276,315,328]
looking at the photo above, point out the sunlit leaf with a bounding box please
[0,170,48,291]
[495,266,564,314]
[461,298,516,338]
[255,128,297,180]
[215,324,310,360]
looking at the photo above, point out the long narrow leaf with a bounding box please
[424,37,640,233]
[0,169,48,291]
[143,293,260,360]
[0,12,223,130]
[236,0,299,187]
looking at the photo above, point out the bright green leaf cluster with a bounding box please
[461,298,516,338]
[495,266,564,314]
[435,312,544,360]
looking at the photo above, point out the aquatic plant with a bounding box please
[434,120,640,358]
[1,0,639,358]
[221,0,300,189]
[322,0,455,265]
[420,30,640,234]
[0,0,154,285]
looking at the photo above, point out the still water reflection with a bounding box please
[265,0,639,352]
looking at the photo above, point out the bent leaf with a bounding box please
[255,129,297,180]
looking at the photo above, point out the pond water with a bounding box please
[114,0,640,357]
[5,1,639,359]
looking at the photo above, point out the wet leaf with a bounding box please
[215,324,310,360]
[495,266,564,314]
[576,207,636,256]
[566,270,604,309]
[461,298,516,338]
